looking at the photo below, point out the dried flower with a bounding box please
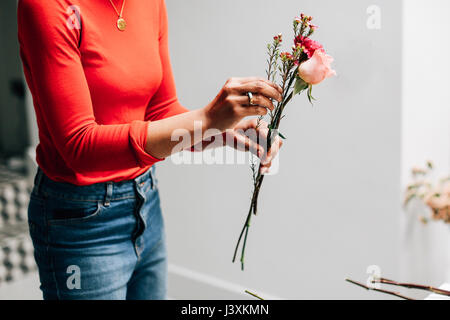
[404,162,450,224]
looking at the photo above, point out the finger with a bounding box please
[240,77,283,94]
[261,135,283,165]
[241,118,269,130]
[249,126,269,148]
[257,120,269,129]
[249,95,275,112]
[260,161,272,169]
[234,94,275,111]
[244,121,270,147]
[242,131,272,161]
[236,80,283,102]
[237,105,269,117]
[225,96,268,116]
[231,131,264,157]
[256,126,270,140]
[259,161,272,174]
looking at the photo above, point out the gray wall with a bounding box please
[160,0,402,299]
[0,0,29,157]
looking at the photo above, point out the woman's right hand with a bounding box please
[203,77,283,132]
[145,77,283,159]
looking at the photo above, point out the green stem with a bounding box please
[232,206,252,263]
[245,290,265,300]
[233,61,299,269]
[233,86,297,269]
[240,215,251,270]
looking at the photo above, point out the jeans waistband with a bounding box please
[33,166,156,204]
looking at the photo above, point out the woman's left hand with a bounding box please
[225,118,283,174]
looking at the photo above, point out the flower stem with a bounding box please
[233,80,297,270]
[232,205,252,264]
[374,277,450,296]
[345,279,415,300]
[240,216,251,270]
[245,290,265,300]
[233,30,303,269]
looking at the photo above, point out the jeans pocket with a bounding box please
[46,198,103,226]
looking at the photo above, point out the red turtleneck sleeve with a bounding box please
[18,0,188,185]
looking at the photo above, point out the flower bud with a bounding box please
[280,51,293,62]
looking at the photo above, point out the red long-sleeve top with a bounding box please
[18,0,189,185]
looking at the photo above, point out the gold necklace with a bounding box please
[108,0,127,31]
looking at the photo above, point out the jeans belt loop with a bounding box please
[149,167,156,190]
[104,181,113,207]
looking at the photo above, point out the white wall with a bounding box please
[11,0,448,300]
[400,0,450,285]
[161,0,403,299]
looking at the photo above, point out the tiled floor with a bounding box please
[0,164,37,286]
[0,272,41,300]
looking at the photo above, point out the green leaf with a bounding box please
[293,77,308,95]
[278,132,287,139]
[307,84,316,105]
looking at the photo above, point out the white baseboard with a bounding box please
[168,264,282,300]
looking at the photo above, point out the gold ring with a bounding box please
[247,92,255,105]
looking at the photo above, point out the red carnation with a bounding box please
[294,35,323,58]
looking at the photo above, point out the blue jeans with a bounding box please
[27,166,167,300]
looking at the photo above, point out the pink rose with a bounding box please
[298,49,336,85]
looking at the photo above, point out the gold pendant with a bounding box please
[117,18,126,31]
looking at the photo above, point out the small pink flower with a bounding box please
[280,52,293,61]
[273,33,283,43]
[294,35,323,58]
[298,50,336,85]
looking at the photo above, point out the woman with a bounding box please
[18,0,283,300]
